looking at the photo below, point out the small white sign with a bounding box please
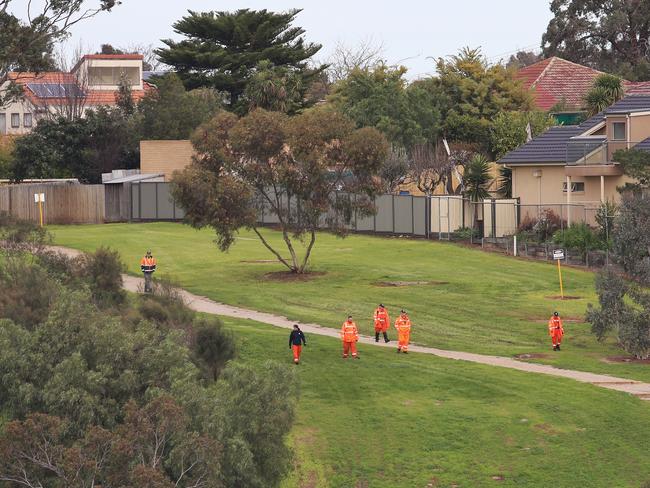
[33,193,45,203]
[553,249,565,260]
[34,193,38,203]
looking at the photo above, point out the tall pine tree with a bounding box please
[157,8,324,112]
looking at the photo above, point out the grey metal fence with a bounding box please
[128,183,430,237]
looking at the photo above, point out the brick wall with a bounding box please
[139,140,194,180]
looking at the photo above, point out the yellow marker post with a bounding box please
[34,193,44,227]
[553,249,565,299]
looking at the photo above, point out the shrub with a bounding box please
[192,317,236,381]
[0,212,50,255]
[76,247,126,308]
[553,223,603,263]
[138,278,194,331]
[587,270,650,359]
[0,259,57,329]
[517,209,564,243]
[595,200,618,246]
[452,227,479,240]
[611,192,650,284]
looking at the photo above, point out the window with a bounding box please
[23,113,32,128]
[87,66,140,86]
[10,113,20,128]
[612,122,626,141]
[562,182,585,193]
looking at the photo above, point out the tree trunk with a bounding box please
[298,229,317,273]
[252,227,293,271]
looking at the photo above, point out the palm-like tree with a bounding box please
[463,154,493,235]
[585,74,624,116]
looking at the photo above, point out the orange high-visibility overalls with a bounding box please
[374,307,390,332]
[395,315,411,352]
[340,320,359,358]
[548,315,564,347]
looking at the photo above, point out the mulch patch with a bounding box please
[240,259,280,263]
[263,271,326,282]
[602,356,650,365]
[372,280,449,287]
[514,353,550,360]
[545,295,581,300]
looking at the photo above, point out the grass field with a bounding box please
[51,222,650,382]
[226,315,650,487]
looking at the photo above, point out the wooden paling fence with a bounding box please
[0,184,105,224]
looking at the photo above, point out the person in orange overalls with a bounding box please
[340,315,360,359]
[289,324,307,364]
[373,304,390,343]
[395,310,412,354]
[140,250,157,293]
[548,311,564,351]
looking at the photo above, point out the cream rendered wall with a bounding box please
[629,113,650,144]
[511,165,631,208]
[0,83,36,135]
[78,58,143,91]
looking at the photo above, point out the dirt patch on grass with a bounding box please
[602,356,650,365]
[491,474,505,481]
[372,280,449,287]
[263,271,326,282]
[534,423,559,435]
[299,472,318,488]
[402,399,415,406]
[545,295,582,300]
[514,353,550,360]
[240,259,280,263]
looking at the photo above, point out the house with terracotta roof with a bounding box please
[497,95,650,224]
[516,57,650,124]
[0,54,152,135]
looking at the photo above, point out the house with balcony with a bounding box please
[498,95,650,224]
[0,54,152,135]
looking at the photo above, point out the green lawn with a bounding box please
[51,222,650,382]
[226,316,650,488]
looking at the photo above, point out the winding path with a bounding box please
[52,246,650,401]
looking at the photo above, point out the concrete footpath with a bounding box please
[52,246,650,401]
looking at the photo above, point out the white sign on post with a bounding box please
[34,193,45,203]
[553,249,565,260]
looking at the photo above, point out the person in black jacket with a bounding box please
[289,324,307,364]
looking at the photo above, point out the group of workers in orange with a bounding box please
[339,305,412,359]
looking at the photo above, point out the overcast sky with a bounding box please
[48,0,553,78]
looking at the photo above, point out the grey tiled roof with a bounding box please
[605,95,650,114]
[498,96,650,165]
[633,137,650,153]
[498,126,584,164]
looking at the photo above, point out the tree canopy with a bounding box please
[542,0,650,81]
[157,8,324,113]
[434,48,533,148]
[330,64,442,150]
[172,108,388,273]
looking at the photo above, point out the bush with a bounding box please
[193,317,236,381]
[517,209,564,243]
[611,192,650,284]
[587,270,650,359]
[137,278,194,331]
[553,223,603,263]
[75,247,126,308]
[0,212,50,255]
[452,227,479,240]
[0,259,57,329]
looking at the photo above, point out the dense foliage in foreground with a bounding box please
[0,216,298,488]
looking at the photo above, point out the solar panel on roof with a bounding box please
[26,83,85,98]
